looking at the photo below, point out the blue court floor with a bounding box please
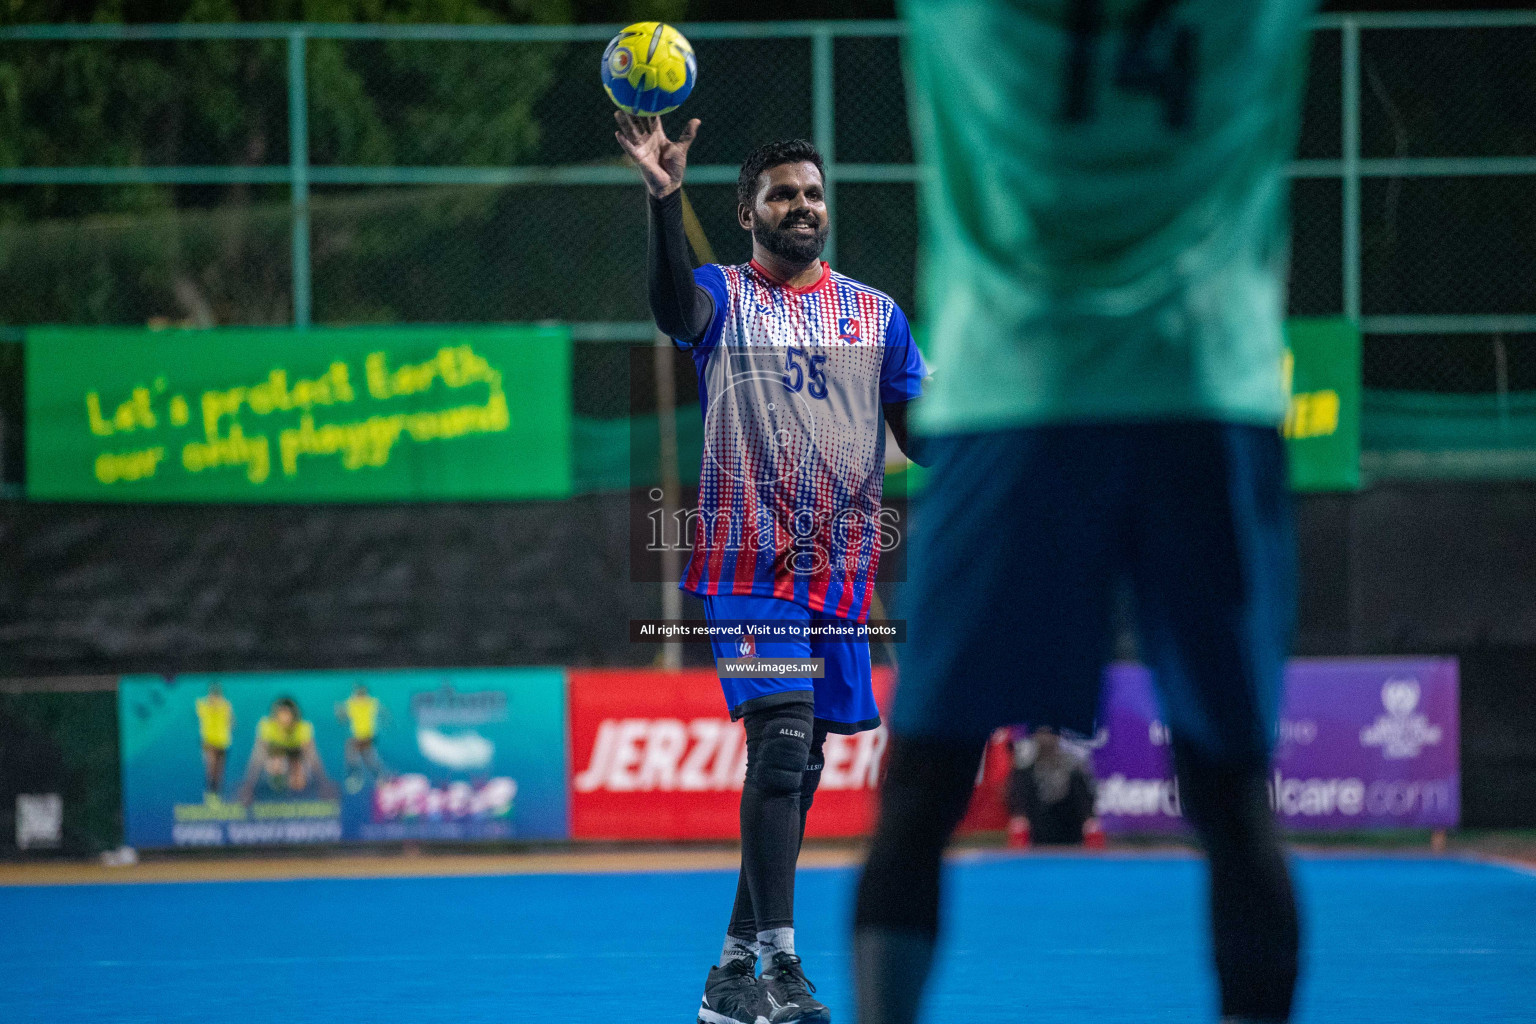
[2,853,1533,1023]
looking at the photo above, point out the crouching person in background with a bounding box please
[1006,728,1103,849]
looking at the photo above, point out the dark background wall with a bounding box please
[8,485,1535,672]
[1294,484,1536,656]
[3,483,1535,826]
[0,495,661,676]
[1292,485,1536,827]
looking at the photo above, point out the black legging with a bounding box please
[726,706,828,942]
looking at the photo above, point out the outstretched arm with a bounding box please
[614,113,714,344]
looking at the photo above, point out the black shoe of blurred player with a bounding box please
[759,952,831,1023]
[698,956,769,1024]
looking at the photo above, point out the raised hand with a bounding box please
[614,111,701,198]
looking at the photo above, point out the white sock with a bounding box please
[757,926,795,961]
[719,934,758,967]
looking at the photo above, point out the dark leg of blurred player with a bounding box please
[1129,423,1301,1023]
[852,735,983,1024]
[854,737,1299,1024]
[1173,741,1300,1022]
[854,423,1301,1024]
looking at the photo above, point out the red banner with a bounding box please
[567,668,896,840]
[566,667,1016,841]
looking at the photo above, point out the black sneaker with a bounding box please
[759,952,831,1023]
[698,956,769,1024]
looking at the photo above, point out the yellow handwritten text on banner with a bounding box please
[27,326,571,502]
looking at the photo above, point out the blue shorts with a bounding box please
[894,421,1295,766]
[703,593,880,733]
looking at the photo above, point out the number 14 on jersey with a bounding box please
[1062,0,1199,131]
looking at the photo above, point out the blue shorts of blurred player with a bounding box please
[895,420,1295,765]
[703,593,881,734]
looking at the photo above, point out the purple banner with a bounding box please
[1092,658,1460,833]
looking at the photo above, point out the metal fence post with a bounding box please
[812,28,836,268]
[1342,18,1361,326]
[288,30,312,329]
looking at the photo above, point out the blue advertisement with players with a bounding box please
[120,669,569,848]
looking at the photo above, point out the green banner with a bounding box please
[1284,317,1361,492]
[25,325,572,501]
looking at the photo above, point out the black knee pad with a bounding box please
[801,724,829,804]
[745,705,814,796]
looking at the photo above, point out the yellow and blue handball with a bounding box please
[601,21,697,116]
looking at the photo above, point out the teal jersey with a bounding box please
[902,0,1318,432]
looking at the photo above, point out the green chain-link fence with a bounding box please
[3,13,1536,488]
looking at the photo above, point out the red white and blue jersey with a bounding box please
[676,259,926,622]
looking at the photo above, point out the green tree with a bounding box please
[0,0,588,325]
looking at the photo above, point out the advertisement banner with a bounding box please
[26,325,572,501]
[902,319,1361,496]
[120,669,568,848]
[1284,316,1362,492]
[1089,658,1459,833]
[567,668,893,841]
